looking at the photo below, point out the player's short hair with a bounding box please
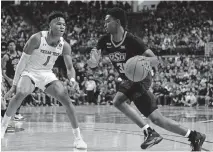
[7,40,15,46]
[48,11,65,23]
[107,7,127,28]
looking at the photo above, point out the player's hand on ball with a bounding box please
[125,56,152,82]
[4,85,16,100]
[138,56,151,69]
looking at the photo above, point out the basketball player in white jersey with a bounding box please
[1,11,87,149]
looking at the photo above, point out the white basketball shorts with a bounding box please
[21,70,58,91]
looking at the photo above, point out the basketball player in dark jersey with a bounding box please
[2,40,24,121]
[88,7,205,151]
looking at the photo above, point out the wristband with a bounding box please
[13,80,17,86]
[70,78,75,82]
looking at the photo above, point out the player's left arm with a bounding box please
[142,49,159,67]
[62,41,76,81]
[133,36,159,67]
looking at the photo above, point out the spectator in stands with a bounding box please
[181,91,197,107]
[85,75,97,105]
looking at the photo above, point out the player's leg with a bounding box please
[133,90,163,149]
[44,80,87,149]
[1,97,15,133]
[113,92,148,128]
[1,76,35,138]
[114,80,150,128]
[1,83,7,117]
[14,106,24,121]
[5,80,25,121]
[1,98,7,117]
[113,80,162,149]
[146,90,206,151]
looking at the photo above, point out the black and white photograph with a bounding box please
[1,0,213,151]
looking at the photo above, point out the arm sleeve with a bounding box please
[13,52,31,85]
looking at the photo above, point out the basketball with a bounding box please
[124,56,151,82]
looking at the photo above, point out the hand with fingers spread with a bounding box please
[87,48,101,68]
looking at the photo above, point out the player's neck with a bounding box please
[111,27,125,42]
[47,31,61,44]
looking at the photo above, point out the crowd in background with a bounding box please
[1,1,213,107]
[129,1,213,56]
[152,56,213,107]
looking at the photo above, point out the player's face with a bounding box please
[104,15,118,34]
[8,42,16,51]
[50,17,66,36]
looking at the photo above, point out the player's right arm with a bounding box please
[12,33,41,86]
[131,35,159,67]
[2,54,13,86]
[4,33,40,99]
[12,33,41,88]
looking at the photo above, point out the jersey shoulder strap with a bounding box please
[41,31,48,38]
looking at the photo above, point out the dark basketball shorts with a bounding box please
[118,76,158,117]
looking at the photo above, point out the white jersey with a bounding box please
[25,31,64,72]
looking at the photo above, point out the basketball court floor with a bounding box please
[1,105,213,151]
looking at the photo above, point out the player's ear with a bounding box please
[116,19,121,26]
[49,22,53,30]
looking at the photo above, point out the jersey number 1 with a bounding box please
[43,56,51,66]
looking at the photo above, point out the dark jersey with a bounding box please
[97,31,147,80]
[5,51,21,79]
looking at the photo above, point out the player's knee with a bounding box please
[59,88,69,97]
[113,99,122,107]
[113,92,127,108]
[148,109,164,126]
[55,87,70,102]
[151,117,161,126]
[150,115,164,126]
